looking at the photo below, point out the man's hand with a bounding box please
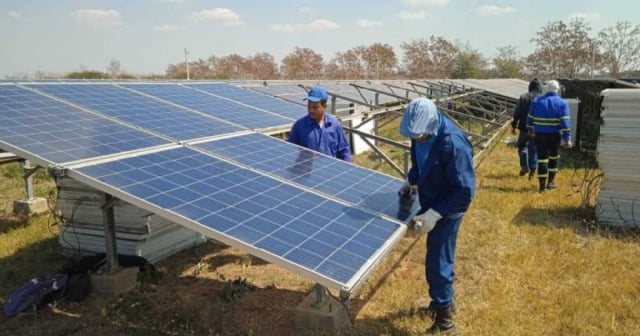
[412,209,442,233]
[398,180,417,196]
[527,127,535,139]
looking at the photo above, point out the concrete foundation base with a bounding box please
[13,197,48,216]
[90,267,138,295]
[294,291,352,335]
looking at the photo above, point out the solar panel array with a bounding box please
[0,85,168,164]
[72,146,405,289]
[0,81,412,295]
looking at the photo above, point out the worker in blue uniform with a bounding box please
[526,80,572,192]
[398,97,476,334]
[288,86,352,162]
[511,78,542,179]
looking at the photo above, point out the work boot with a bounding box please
[547,173,557,190]
[528,168,537,181]
[425,305,457,335]
[519,168,529,176]
[417,301,457,316]
[538,177,547,193]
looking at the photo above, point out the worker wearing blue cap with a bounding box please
[398,97,475,334]
[288,86,352,162]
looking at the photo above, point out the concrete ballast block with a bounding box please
[294,291,352,335]
[13,197,49,216]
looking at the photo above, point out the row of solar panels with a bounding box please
[0,82,417,296]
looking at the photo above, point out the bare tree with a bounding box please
[400,36,458,78]
[493,45,523,78]
[360,43,397,79]
[280,47,324,80]
[326,49,366,79]
[215,54,248,79]
[246,52,280,79]
[529,19,597,78]
[106,59,121,78]
[598,21,640,76]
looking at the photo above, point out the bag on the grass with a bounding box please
[3,273,68,317]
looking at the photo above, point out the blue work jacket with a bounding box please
[288,114,352,162]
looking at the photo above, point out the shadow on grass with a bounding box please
[514,205,640,241]
[0,215,30,234]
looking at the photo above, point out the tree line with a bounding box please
[50,19,640,81]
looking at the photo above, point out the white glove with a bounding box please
[398,180,417,196]
[413,209,442,233]
[561,139,573,149]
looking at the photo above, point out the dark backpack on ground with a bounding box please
[3,273,68,317]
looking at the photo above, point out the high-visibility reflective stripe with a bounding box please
[529,115,560,122]
[538,174,548,178]
[548,168,558,172]
[538,159,549,163]
[549,155,560,159]
[534,122,561,126]
[561,116,570,120]
[561,128,570,131]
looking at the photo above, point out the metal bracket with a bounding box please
[22,164,41,179]
[47,165,68,178]
[311,283,328,308]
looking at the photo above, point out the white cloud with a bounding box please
[153,24,180,32]
[396,10,428,20]
[8,11,21,19]
[357,19,382,28]
[191,8,242,26]
[298,7,312,13]
[306,19,340,30]
[269,24,295,32]
[475,5,517,16]
[69,9,123,27]
[569,12,601,21]
[403,0,449,7]
[158,0,184,3]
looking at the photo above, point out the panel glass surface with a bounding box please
[28,84,243,141]
[188,83,304,120]
[123,84,292,130]
[75,147,402,286]
[0,85,168,164]
[195,133,418,221]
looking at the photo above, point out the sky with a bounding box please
[1,0,639,77]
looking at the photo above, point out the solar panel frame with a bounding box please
[0,84,171,166]
[67,146,406,296]
[26,83,245,142]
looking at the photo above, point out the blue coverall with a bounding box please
[407,117,476,309]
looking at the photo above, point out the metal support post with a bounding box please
[101,193,120,273]
[311,283,328,308]
[21,160,40,201]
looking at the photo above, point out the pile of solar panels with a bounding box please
[57,177,205,262]
[597,89,640,228]
[0,82,417,297]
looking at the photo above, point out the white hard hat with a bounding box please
[545,80,560,93]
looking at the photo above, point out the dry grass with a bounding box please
[2,135,640,335]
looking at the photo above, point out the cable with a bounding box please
[59,196,90,259]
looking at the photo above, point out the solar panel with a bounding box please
[0,85,169,165]
[122,84,292,130]
[194,133,419,221]
[71,146,405,292]
[27,84,244,141]
[187,83,305,120]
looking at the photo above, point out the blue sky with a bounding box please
[1,0,638,77]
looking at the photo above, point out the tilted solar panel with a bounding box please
[122,84,292,130]
[0,85,169,165]
[187,83,305,120]
[70,146,405,293]
[27,84,244,141]
[194,133,419,221]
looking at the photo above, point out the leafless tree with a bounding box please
[400,36,458,78]
[598,21,640,76]
[280,47,324,80]
[493,45,523,78]
[106,59,121,78]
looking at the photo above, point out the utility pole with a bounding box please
[184,48,190,80]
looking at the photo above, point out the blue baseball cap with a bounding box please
[304,86,328,102]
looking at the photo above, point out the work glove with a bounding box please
[561,139,573,149]
[398,180,417,196]
[412,209,442,233]
[527,127,535,139]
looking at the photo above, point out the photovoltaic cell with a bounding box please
[28,84,244,141]
[0,85,168,164]
[73,147,403,288]
[195,133,419,221]
[187,83,305,120]
[122,84,292,130]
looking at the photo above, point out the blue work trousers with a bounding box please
[517,130,537,170]
[426,215,463,309]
